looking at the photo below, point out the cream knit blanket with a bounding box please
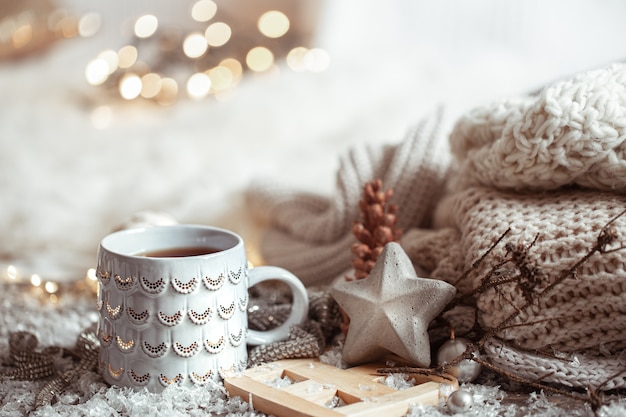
[247,64,626,390]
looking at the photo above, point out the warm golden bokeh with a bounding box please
[79,2,328,104]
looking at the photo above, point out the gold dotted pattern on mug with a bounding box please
[173,341,200,358]
[188,307,213,325]
[218,302,236,320]
[229,328,244,347]
[127,307,149,324]
[204,336,225,354]
[128,369,150,386]
[98,267,110,284]
[190,370,213,385]
[238,294,248,312]
[116,335,135,352]
[142,341,168,358]
[140,276,166,294]
[106,301,122,320]
[158,310,184,326]
[159,373,184,387]
[218,365,236,380]
[202,273,225,291]
[228,267,243,284]
[114,274,135,291]
[99,330,113,346]
[107,363,124,380]
[171,277,199,294]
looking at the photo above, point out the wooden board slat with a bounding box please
[224,359,458,417]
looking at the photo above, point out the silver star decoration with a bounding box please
[331,242,456,366]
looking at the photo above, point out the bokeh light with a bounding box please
[83,3,330,103]
[98,49,118,74]
[30,274,42,287]
[258,11,289,38]
[207,65,233,91]
[78,12,101,37]
[119,73,142,100]
[12,25,32,49]
[246,46,274,72]
[219,58,243,82]
[191,0,217,22]
[44,281,59,294]
[304,48,330,72]
[85,58,109,85]
[183,32,208,58]
[134,15,158,39]
[60,15,79,38]
[187,72,212,100]
[7,265,17,280]
[141,73,162,98]
[286,46,308,72]
[156,77,178,106]
[204,22,231,47]
[118,45,138,69]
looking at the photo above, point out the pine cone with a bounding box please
[348,179,403,280]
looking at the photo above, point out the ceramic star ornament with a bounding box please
[331,242,456,366]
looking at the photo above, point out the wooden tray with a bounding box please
[224,358,458,417]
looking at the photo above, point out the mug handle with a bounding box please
[246,266,309,346]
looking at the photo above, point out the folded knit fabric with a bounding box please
[449,63,626,193]
[407,63,626,389]
[246,109,452,286]
[406,187,626,389]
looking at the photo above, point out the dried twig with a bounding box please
[380,209,626,412]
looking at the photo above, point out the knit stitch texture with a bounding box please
[247,108,452,286]
[248,64,626,389]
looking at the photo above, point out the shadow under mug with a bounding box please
[95,224,309,392]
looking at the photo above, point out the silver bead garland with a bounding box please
[0,325,100,408]
[446,389,474,414]
[247,289,341,366]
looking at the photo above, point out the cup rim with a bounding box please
[99,224,243,260]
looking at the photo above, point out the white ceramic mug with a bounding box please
[95,224,308,392]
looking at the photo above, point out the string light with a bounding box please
[246,46,274,72]
[207,65,234,92]
[204,22,231,47]
[186,72,212,100]
[77,12,101,37]
[85,57,109,85]
[44,281,59,294]
[117,45,138,69]
[7,265,18,280]
[182,32,208,58]
[258,11,289,38]
[156,77,178,106]
[192,0,218,22]
[84,2,329,105]
[119,73,142,100]
[31,274,42,287]
[2,265,98,305]
[303,48,330,72]
[134,14,158,39]
[140,73,162,98]
[286,46,308,72]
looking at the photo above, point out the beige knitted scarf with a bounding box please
[247,64,626,390]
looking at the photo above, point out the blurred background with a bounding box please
[1,0,626,294]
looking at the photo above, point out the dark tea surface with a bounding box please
[136,246,221,257]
